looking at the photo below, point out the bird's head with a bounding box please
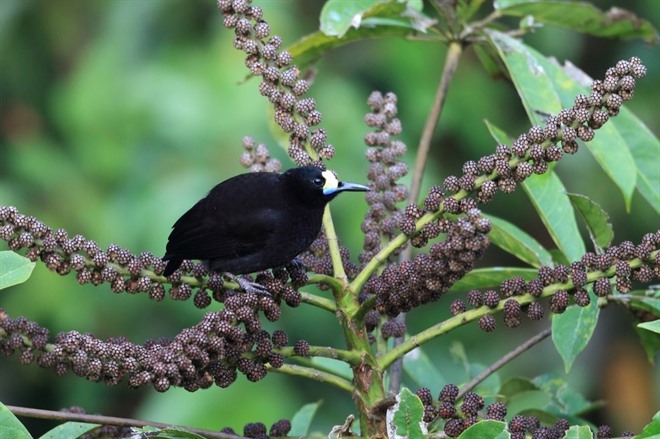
[285,166,370,207]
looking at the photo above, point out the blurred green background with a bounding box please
[1,0,658,436]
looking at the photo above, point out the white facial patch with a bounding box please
[322,170,339,195]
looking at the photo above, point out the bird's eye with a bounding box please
[313,177,324,187]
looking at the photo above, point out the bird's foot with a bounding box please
[285,258,307,272]
[285,258,309,286]
[223,273,271,296]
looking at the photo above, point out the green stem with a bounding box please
[322,206,348,286]
[266,364,353,394]
[290,356,351,379]
[307,273,344,292]
[277,345,361,365]
[300,291,337,312]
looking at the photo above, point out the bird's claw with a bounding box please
[285,258,307,272]
[224,273,271,296]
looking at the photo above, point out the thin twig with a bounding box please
[409,41,464,206]
[266,363,354,393]
[6,405,241,439]
[458,9,501,40]
[276,344,361,365]
[457,326,552,399]
[388,41,464,396]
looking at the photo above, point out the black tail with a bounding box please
[162,258,183,277]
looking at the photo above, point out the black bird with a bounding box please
[162,166,369,291]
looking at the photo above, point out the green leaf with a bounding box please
[456,0,487,22]
[532,372,566,393]
[474,44,507,80]
[566,193,614,250]
[291,0,433,68]
[290,401,321,437]
[615,106,660,214]
[531,372,601,417]
[485,29,638,213]
[556,384,597,416]
[451,267,538,292]
[563,425,595,439]
[637,411,660,438]
[494,0,660,43]
[311,357,353,380]
[389,388,426,439]
[288,26,414,69]
[0,251,36,290]
[319,0,428,38]
[403,344,447,393]
[628,292,660,316]
[458,420,507,439]
[552,291,599,372]
[499,377,539,399]
[484,118,512,145]
[524,172,586,262]
[39,422,100,439]
[0,402,32,439]
[320,0,383,37]
[486,214,554,268]
[505,390,552,418]
[638,320,660,334]
[161,429,208,439]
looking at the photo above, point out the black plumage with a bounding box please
[162,166,369,279]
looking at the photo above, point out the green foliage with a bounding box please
[566,193,614,251]
[390,388,426,438]
[551,291,599,373]
[485,215,554,268]
[39,422,100,439]
[0,251,35,290]
[0,402,31,439]
[638,411,660,438]
[494,0,659,42]
[458,420,506,438]
[289,401,322,437]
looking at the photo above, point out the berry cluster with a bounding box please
[0,206,336,392]
[218,0,333,166]
[414,385,633,438]
[0,293,294,391]
[416,384,494,436]
[434,57,647,207]
[238,136,282,173]
[505,414,571,439]
[0,205,307,308]
[359,91,409,265]
[356,58,649,340]
[220,419,292,438]
[443,233,660,333]
[364,208,491,318]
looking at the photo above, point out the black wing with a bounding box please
[163,172,284,261]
